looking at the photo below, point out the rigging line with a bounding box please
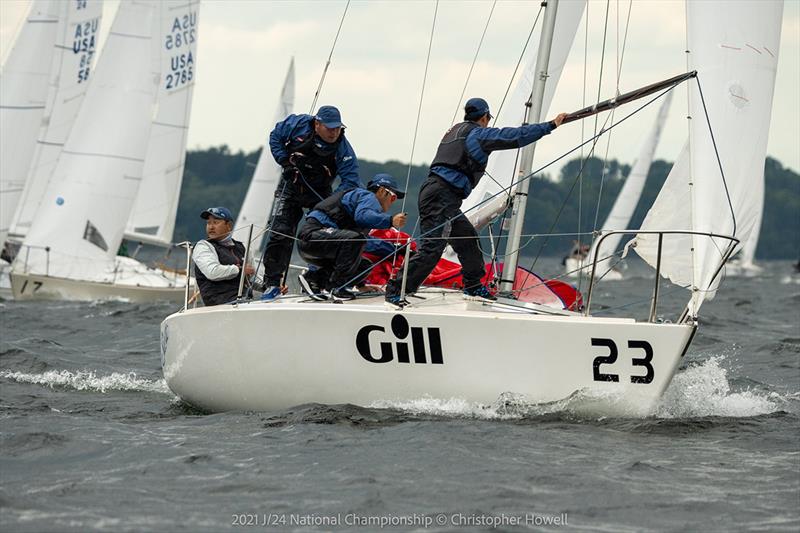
[309,0,351,113]
[525,85,678,275]
[333,84,681,292]
[693,75,736,236]
[491,5,543,127]
[401,0,438,215]
[451,0,497,125]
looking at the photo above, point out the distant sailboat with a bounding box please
[125,1,200,248]
[565,91,673,280]
[235,58,295,254]
[11,0,198,302]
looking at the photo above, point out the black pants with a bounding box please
[297,220,370,290]
[387,176,485,296]
[262,177,331,286]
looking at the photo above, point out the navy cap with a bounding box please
[367,173,406,199]
[315,105,344,128]
[200,206,234,222]
[464,97,493,121]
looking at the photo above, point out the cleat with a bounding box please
[326,287,359,301]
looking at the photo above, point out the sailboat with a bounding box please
[160,0,782,415]
[564,92,673,281]
[1,0,103,298]
[10,0,199,303]
[234,58,295,253]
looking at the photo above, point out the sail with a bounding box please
[588,91,672,266]
[738,185,763,268]
[635,0,782,314]
[125,0,200,247]
[461,0,586,229]
[14,0,160,281]
[0,0,61,245]
[8,0,103,242]
[235,58,295,252]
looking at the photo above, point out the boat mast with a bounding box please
[499,0,559,295]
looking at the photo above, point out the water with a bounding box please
[1,260,798,532]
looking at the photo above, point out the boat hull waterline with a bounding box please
[11,271,186,303]
[161,294,694,416]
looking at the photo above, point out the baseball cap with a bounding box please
[464,97,493,121]
[315,105,344,128]
[200,207,234,222]
[367,173,406,199]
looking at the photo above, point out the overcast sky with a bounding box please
[2,0,798,179]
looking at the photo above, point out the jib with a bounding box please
[356,315,443,364]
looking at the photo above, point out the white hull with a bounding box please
[564,257,624,281]
[11,271,186,303]
[161,291,695,416]
[0,260,11,299]
[724,259,763,278]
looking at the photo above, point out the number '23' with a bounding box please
[591,338,654,384]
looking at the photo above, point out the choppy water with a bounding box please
[1,260,798,532]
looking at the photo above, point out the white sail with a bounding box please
[588,91,673,266]
[461,0,586,229]
[14,0,160,282]
[738,189,763,268]
[635,0,782,314]
[0,0,61,245]
[8,0,103,242]
[235,58,295,251]
[125,0,200,247]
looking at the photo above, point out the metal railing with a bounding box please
[583,229,740,322]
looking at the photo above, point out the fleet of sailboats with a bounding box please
[3,0,199,302]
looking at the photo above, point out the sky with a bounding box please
[1,0,798,180]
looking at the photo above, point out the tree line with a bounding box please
[173,146,799,259]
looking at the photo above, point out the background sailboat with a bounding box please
[565,91,673,280]
[234,58,295,254]
[11,0,199,302]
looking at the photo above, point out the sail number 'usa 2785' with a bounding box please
[164,12,196,90]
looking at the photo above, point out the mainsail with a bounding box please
[125,0,200,247]
[8,0,103,242]
[635,0,783,314]
[235,58,295,252]
[15,0,160,281]
[461,0,586,230]
[0,0,61,245]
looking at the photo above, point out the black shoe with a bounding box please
[463,284,497,301]
[298,272,326,301]
[327,287,359,300]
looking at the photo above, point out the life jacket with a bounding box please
[430,121,485,189]
[195,239,246,306]
[310,189,360,232]
[285,125,344,189]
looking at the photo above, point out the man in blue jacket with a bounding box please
[261,105,362,300]
[385,97,567,305]
[297,174,407,300]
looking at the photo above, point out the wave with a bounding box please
[0,369,171,395]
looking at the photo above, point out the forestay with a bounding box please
[125,0,200,247]
[634,0,783,315]
[0,0,61,245]
[17,0,160,281]
[9,0,103,242]
[460,0,586,230]
[235,58,295,252]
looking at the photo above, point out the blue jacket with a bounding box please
[269,113,361,191]
[307,188,393,231]
[431,121,555,197]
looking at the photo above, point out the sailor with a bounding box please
[193,207,257,306]
[261,105,362,301]
[297,173,407,300]
[385,98,567,305]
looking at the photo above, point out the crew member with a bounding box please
[193,207,256,306]
[297,174,407,300]
[385,98,568,304]
[261,105,362,300]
